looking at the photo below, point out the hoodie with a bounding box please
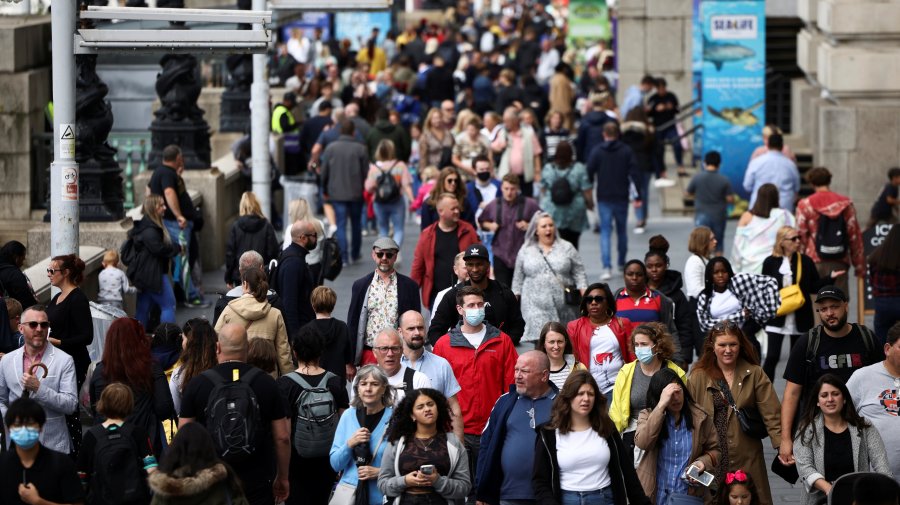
[366,120,411,162]
[214,294,293,375]
[586,139,642,204]
[224,215,279,285]
[795,191,865,272]
[148,464,249,505]
[653,270,694,364]
[575,109,615,162]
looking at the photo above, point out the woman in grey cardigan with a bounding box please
[512,211,588,343]
[378,388,471,504]
[793,374,891,505]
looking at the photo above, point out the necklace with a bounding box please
[415,436,435,451]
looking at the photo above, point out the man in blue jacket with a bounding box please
[587,122,643,281]
[277,220,317,337]
[476,351,557,505]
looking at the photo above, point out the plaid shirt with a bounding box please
[697,273,780,332]
[869,264,900,297]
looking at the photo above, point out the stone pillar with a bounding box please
[792,0,900,213]
[615,0,693,107]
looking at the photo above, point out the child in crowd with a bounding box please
[411,165,440,214]
[5,297,23,347]
[718,469,759,505]
[868,167,900,229]
[248,337,279,379]
[97,250,136,311]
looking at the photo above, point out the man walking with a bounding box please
[347,238,421,366]
[685,151,734,255]
[743,133,801,211]
[148,144,208,307]
[321,119,369,265]
[492,107,542,197]
[369,328,431,404]
[478,174,541,288]
[278,220,317,337]
[587,122,643,281]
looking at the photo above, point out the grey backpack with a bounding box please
[287,371,338,458]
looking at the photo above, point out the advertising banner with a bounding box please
[700,0,766,198]
[279,12,331,43]
[335,12,391,51]
[567,0,610,49]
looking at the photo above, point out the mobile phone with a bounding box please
[686,465,715,487]
[420,465,434,475]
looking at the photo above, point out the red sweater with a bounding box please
[567,316,635,366]
[410,220,479,309]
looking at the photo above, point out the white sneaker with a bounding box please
[327,224,337,237]
[653,178,676,188]
[600,268,612,281]
[634,226,646,234]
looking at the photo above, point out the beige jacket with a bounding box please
[635,403,720,504]
[214,294,293,375]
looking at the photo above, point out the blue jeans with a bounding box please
[561,487,613,505]
[874,296,900,346]
[331,200,363,262]
[694,213,726,254]
[373,198,407,247]
[635,172,651,223]
[136,274,176,329]
[478,230,495,264]
[653,126,684,176]
[162,219,201,300]
[598,201,628,270]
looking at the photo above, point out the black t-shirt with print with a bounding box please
[784,324,883,387]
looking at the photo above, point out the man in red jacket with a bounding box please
[410,193,479,309]
[432,285,517,504]
[795,167,864,296]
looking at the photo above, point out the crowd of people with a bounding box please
[2,1,900,504]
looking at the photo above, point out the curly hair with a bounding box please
[386,388,453,443]
[630,322,676,363]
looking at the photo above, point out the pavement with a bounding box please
[176,178,868,503]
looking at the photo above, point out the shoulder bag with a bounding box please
[776,253,804,317]
[717,379,768,439]
[540,251,581,306]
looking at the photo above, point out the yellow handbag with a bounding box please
[776,254,804,317]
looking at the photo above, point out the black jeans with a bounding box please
[763,331,800,381]
[493,257,515,289]
[402,493,448,504]
[464,433,481,504]
[558,228,581,250]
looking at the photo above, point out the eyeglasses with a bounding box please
[375,251,396,259]
[46,268,61,275]
[373,346,402,354]
[783,236,801,242]
[583,295,605,305]
[21,321,50,329]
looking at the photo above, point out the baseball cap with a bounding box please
[463,244,489,261]
[373,237,400,251]
[815,285,847,303]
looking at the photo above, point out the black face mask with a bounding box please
[476,172,492,182]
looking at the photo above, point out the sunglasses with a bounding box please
[583,295,605,304]
[445,179,459,184]
[375,251,396,259]
[784,236,801,242]
[22,321,50,329]
[46,268,61,275]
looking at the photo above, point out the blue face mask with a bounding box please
[9,426,40,449]
[634,346,656,365]
[464,307,485,326]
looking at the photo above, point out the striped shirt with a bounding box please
[615,288,664,324]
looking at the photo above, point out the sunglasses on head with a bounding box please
[712,320,739,332]
[375,251,396,259]
[22,321,50,329]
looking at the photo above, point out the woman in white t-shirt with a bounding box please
[537,321,587,391]
[534,371,651,505]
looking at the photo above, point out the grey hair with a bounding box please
[238,251,265,275]
[524,211,558,245]
[351,364,395,408]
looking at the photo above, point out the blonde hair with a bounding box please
[453,109,476,134]
[143,194,171,244]
[288,199,324,236]
[423,108,444,136]
[772,226,797,257]
[102,250,119,267]
[687,226,713,257]
[375,139,396,162]
[420,165,440,182]
[239,192,265,218]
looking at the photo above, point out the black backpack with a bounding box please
[815,212,848,260]
[550,169,576,205]
[319,237,343,282]
[374,162,401,203]
[202,367,263,463]
[287,371,338,458]
[86,424,150,505]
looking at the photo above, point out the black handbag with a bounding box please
[540,252,581,306]
[770,454,799,484]
[717,379,768,439]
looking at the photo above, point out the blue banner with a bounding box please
[700,0,765,199]
[335,12,391,51]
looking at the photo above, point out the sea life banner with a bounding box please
[700,0,765,198]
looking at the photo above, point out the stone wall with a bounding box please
[793,0,900,213]
[0,16,51,245]
[616,0,693,109]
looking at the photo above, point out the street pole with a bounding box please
[250,0,271,220]
[50,0,79,257]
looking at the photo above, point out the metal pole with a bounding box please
[50,0,79,257]
[250,0,271,220]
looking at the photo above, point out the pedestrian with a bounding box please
[543,110,574,161]
[647,77,684,182]
[420,167,474,230]
[364,139,415,248]
[686,151,734,252]
[493,106,543,197]
[96,250,135,312]
[368,328,432,404]
[0,241,38,309]
[305,286,354,385]
[742,134,800,212]
[795,166,866,297]
[130,194,180,329]
[420,108,456,170]
[621,107,656,233]
[168,318,216,416]
[731,183,795,275]
[684,228,717,360]
[537,322,587,390]
[575,92,616,163]
[587,122,643,281]
[478,173,541,288]
[539,140,594,250]
[281,198,325,284]
[614,260,681,357]
[277,220,318,337]
[867,224,900,343]
[645,236,694,365]
[866,167,900,228]
[716,470,760,505]
[224,192,280,288]
[322,119,369,265]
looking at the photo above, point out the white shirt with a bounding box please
[536,48,560,85]
[710,290,742,319]
[462,327,487,349]
[588,325,624,394]
[557,428,611,492]
[765,256,798,335]
[683,255,708,299]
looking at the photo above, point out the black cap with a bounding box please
[463,244,489,261]
[815,285,847,303]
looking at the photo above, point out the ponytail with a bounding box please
[242,268,269,303]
